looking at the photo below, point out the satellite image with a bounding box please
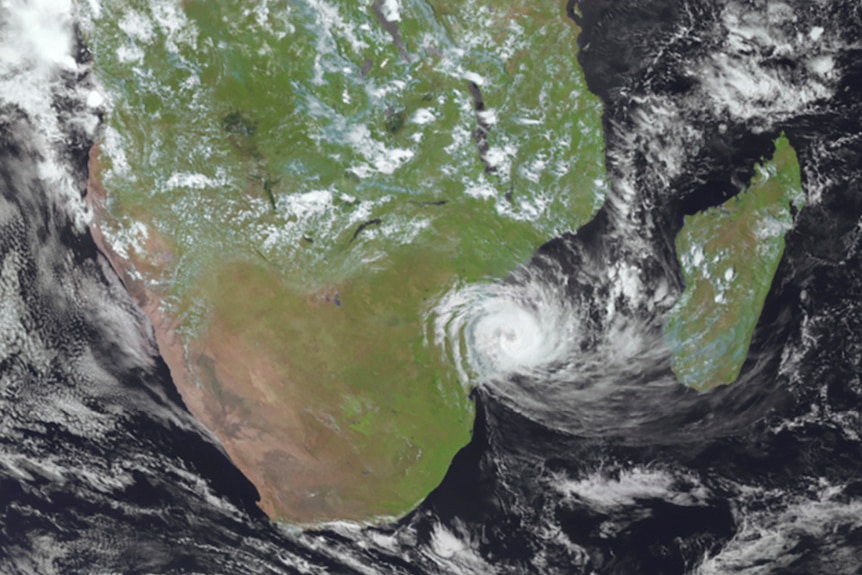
[2,0,862,573]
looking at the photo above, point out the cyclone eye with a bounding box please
[470,300,548,374]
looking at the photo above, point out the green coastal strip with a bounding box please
[666,135,804,391]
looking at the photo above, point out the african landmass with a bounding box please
[82,0,799,523]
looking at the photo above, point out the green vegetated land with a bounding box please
[80,0,606,521]
[666,135,803,391]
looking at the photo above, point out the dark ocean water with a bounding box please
[3,0,862,573]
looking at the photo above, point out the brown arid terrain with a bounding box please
[86,148,376,522]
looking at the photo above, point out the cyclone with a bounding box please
[433,264,579,386]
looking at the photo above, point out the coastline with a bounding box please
[84,145,270,514]
[84,145,375,522]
